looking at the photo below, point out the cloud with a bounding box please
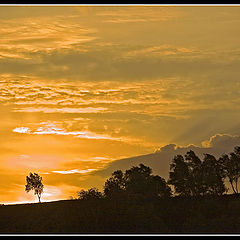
[0,15,98,55]
[11,121,150,150]
[1,73,240,154]
[12,127,29,134]
[12,123,123,141]
[0,41,235,83]
[201,133,240,150]
[124,45,197,58]
[96,6,180,24]
[51,168,97,175]
[0,6,240,85]
[93,133,240,181]
[19,44,224,81]
[34,133,240,194]
[12,107,108,114]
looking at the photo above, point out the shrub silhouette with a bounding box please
[25,172,44,203]
[77,188,103,200]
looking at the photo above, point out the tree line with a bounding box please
[25,146,240,202]
[77,146,240,201]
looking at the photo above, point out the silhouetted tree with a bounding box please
[25,172,44,203]
[146,175,172,198]
[168,154,192,196]
[77,188,103,200]
[169,151,226,197]
[103,170,125,198]
[219,146,240,194]
[124,164,171,199]
[201,154,226,196]
[185,150,203,196]
[124,164,152,195]
[103,164,171,199]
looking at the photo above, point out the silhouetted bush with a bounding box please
[77,188,103,200]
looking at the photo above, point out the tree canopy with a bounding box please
[103,163,171,200]
[218,146,240,194]
[168,150,228,197]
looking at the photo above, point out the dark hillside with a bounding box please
[1,195,240,233]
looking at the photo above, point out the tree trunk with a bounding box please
[236,179,239,194]
[230,179,237,194]
[38,194,41,203]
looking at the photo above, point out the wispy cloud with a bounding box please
[52,168,97,174]
[124,45,197,58]
[12,127,29,134]
[12,123,121,141]
[0,15,98,55]
[12,107,108,114]
[97,7,180,23]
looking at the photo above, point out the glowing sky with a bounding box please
[1,5,240,203]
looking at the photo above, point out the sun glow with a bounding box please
[13,127,30,134]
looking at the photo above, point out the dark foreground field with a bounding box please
[1,195,240,234]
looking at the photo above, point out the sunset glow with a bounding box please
[1,5,240,203]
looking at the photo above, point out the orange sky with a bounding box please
[1,5,240,203]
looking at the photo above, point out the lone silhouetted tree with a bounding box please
[25,172,44,203]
